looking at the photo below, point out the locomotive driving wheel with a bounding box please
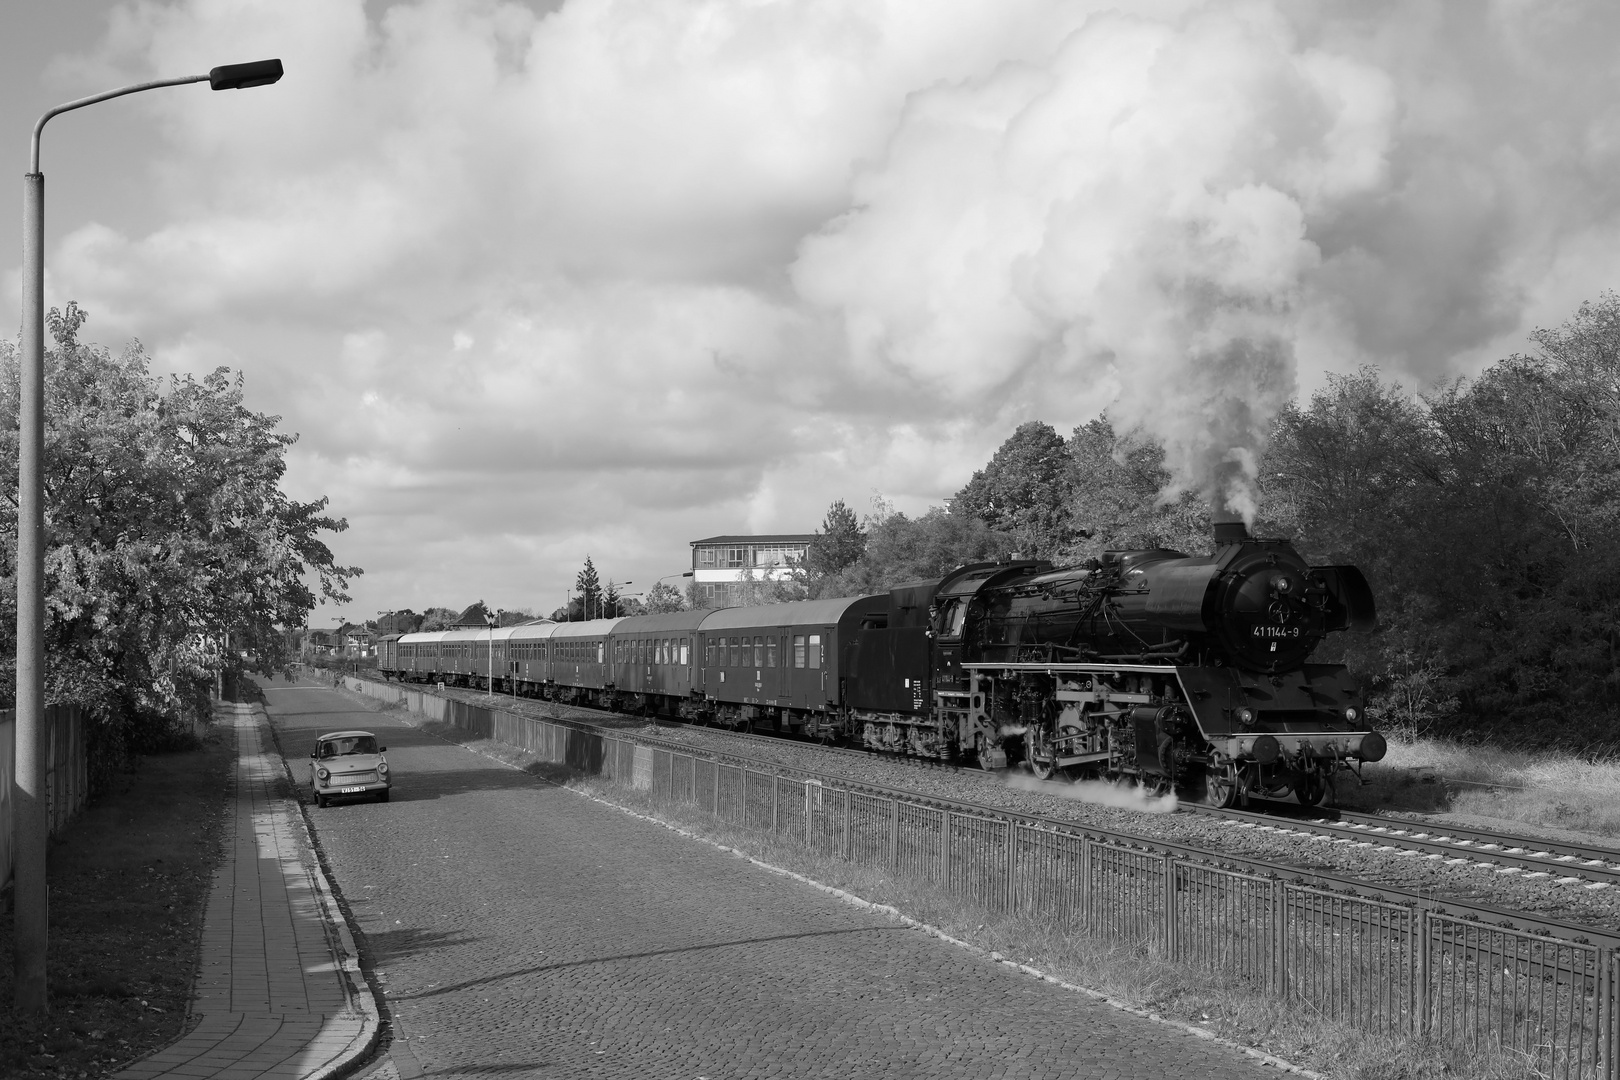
[1026,729,1056,780]
[1200,764,1240,809]
[1296,767,1327,806]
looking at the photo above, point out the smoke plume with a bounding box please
[794,5,1395,517]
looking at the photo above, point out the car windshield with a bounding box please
[320,736,378,758]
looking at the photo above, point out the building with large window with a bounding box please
[689,533,814,608]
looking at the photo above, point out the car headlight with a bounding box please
[376,761,389,775]
[316,767,330,780]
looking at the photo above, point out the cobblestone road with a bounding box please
[262,677,1283,1079]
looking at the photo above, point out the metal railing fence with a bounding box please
[341,674,1620,1079]
[1,705,89,901]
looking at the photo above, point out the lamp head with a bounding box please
[210,59,284,91]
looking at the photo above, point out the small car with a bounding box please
[309,730,391,806]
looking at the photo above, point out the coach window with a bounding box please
[752,635,763,667]
[766,637,778,668]
[808,634,821,669]
[704,638,714,666]
[681,638,690,666]
[724,636,735,667]
[793,634,805,667]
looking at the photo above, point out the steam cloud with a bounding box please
[794,6,1395,518]
[1005,773,1180,814]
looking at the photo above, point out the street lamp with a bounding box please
[13,57,283,1017]
[484,609,499,695]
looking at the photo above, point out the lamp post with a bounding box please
[485,610,497,695]
[13,58,283,1017]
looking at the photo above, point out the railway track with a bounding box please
[650,717,1620,890]
[1198,803,1620,890]
[376,677,1620,892]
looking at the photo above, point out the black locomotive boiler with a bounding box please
[899,519,1384,805]
[380,521,1384,807]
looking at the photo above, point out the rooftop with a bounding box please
[690,534,815,546]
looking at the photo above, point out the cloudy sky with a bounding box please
[5,0,1620,626]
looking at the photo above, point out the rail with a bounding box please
[337,673,1620,1079]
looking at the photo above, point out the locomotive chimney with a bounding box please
[1211,505,1249,546]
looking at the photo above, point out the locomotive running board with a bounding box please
[959,660,1381,763]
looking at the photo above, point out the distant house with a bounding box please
[689,533,814,609]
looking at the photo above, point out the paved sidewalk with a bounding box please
[114,703,379,1080]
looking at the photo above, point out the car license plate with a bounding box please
[342,785,366,793]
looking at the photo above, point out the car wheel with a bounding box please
[377,789,390,803]
[314,791,327,808]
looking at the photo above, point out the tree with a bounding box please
[1063,418,1211,560]
[953,420,1074,556]
[0,302,357,779]
[812,507,1017,598]
[602,579,623,618]
[805,499,865,582]
[1258,298,1620,750]
[644,581,687,613]
[418,606,460,632]
[376,610,421,635]
[575,556,602,619]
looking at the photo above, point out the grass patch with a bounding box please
[1339,736,1620,835]
[432,725,1537,1080]
[0,727,235,1079]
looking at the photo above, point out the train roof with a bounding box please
[697,595,884,630]
[610,610,710,634]
[505,620,560,640]
[397,630,449,644]
[550,618,623,639]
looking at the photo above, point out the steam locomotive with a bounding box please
[379,520,1384,807]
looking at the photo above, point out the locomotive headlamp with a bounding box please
[1272,575,1294,594]
[1236,707,1255,724]
[1344,707,1360,723]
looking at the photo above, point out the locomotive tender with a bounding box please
[379,520,1384,806]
